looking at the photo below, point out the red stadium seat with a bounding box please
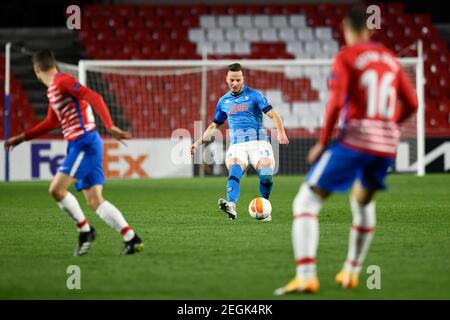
[244,5,265,14]
[155,5,173,16]
[263,5,282,15]
[386,2,404,15]
[280,5,299,14]
[173,6,191,16]
[180,16,198,28]
[144,16,162,29]
[208,5,227,15]
[226,5,246,15]
[136,5,154,18]
[189,5,208,16]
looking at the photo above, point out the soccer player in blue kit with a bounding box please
[191,63,289,220]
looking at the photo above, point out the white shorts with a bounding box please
[226,140,275,169]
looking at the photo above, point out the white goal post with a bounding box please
[77,55,425,176]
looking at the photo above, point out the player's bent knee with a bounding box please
[87,197,104,211]
[48,185,67,201]
[292,183,324,215]
[257,158,273,170]
[226,159,246,171]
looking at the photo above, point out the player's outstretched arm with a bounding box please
[266,109,289,145]
[190,122,221,155]
[4,106,59,151]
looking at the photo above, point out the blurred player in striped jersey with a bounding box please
[275,7,418,294]
[5,50,144,256]
[191,63,289,220]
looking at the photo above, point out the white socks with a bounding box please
[343,199,376,275]
[292,183,323,280]
[96,201,135,242]
[58,192,90,232]
[57,194,135,241]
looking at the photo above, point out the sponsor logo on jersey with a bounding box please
[229,104,249,115]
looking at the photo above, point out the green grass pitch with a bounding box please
[0,174,449,299]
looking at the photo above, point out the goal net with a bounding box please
[78,58,425,176]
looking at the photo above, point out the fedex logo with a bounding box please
[30,142,149,179]
[32,143,65,178]
[103,142,148,178]
[229,104,249,115]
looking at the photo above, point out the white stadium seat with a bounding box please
[235,15,253,28]
[304,41,321,54]
[188,29,204,42]
[253,15,270,28]
[279,28,297,42]
[214,42,232,55]
[319,90,329,102]
[312,51,331,59]
[293,102,311,117]
[297,28,314,41]
[225,29,242,41]
[282,114,299,128]
[242,28,260,41]
[299,115,319,131]
[271,15,288,28]
[309,102,326,115]
[260,28,278,42]
[233,42,251,55]
[289,14,307,28]
[286,42,303,55]
[196,42,214,55]
[315,27,333,40]
[322,40,339,55]
[263,116,276,129]
[264,90,283,104]
[199,15,216,29]
[206,28,224,42]
[284,66,304,78]
[217,16,234,28]
[276,103,292,119]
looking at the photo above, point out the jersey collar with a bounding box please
[230,85,246,97]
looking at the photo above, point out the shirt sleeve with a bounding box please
[213,99,228,125]
[319,53,349,145]
[254,91,273,113]
[24,105,60,140]
[395,68,418,124]
[58,75,114,130]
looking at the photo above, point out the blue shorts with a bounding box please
[306,143,394,193]
[58,130,105,191]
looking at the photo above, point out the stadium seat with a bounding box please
[254,15,271,28]
[217,16,235,28]
[242,29,261,42]
[236,15,253,28]
[279,28,297,42]
[271,15,288,28]
[260,29,278,42]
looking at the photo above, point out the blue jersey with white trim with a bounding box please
[213,86,272,145]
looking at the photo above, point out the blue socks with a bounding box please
[227,164,244,204]
[258,167,273,199]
